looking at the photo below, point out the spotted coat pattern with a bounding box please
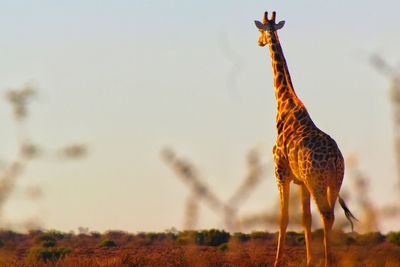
[256,11,345,267]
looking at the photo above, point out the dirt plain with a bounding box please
[0,229,399,267]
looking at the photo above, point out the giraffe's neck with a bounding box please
[267,31,302,112]
[266,31,315,136]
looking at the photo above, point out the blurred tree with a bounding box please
[161,147,270,232]
[371,54,400,191]
[0,83,88,230]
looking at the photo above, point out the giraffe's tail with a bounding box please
[338,195,358,232]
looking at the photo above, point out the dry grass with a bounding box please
[0,229,399,266]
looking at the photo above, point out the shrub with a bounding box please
[134,232,174,245]
[42,240,57,248]
[146,232,163,242]
[217,243,228,251]
[387,231,400,246]
[176,230,230,246]
[355,232,385,245]
[97,239,117,247]
[104,230,127,240]
[46,230,65,240]
[37,231,64,243]
[249,231,274,240]
[176,231,195,245]
[27,247,71,262]
[0,230,22,242]
[331,230,356,246]
[90,231,101,238]
[36,231,65,248]
[312,229,358,246]
[37,235,55,243]
[195,229,230,246]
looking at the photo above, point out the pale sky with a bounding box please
[0,1,399,233]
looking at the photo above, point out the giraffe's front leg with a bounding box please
[299,183,313,266]
[273,155,291,267]
[274,180,290,267]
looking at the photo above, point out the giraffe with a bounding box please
[254,11,357,267]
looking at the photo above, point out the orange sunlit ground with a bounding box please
[0,229,399,266]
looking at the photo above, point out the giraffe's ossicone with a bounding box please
[254,11,357,267]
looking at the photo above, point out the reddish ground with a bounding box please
[0,230,399,266]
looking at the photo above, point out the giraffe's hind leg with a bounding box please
[309,185,335,267]
[299,183,313,266]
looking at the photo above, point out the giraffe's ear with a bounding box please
[274,20,285,30]
[254,20,285,31]
[254,20,268,31]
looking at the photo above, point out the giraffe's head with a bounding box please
[254,11,285,47]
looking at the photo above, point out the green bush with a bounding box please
[42,240,57,248]
[175,230,230,246]
[97,239,117,247]
[176,231,195,245]
[43,231,64,240]
[37,235,55,243]
[135,232,174,245]
[37,231,64,244]
[27,247,71,262]
[387,231,400,245]
[36,231,66,248]
[217,243,228,251]
[195,229,230,246]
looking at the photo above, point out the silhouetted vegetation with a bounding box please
[217,243,228,251]
[232,232,250,242]
[195,229,230,246]
[354,231,385,245]
[388,231,400,246]
[26,247,71,263]
[0,229,398,266]
[249,231,274,240]
[176,229,229,246]
[97,239,117,247]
